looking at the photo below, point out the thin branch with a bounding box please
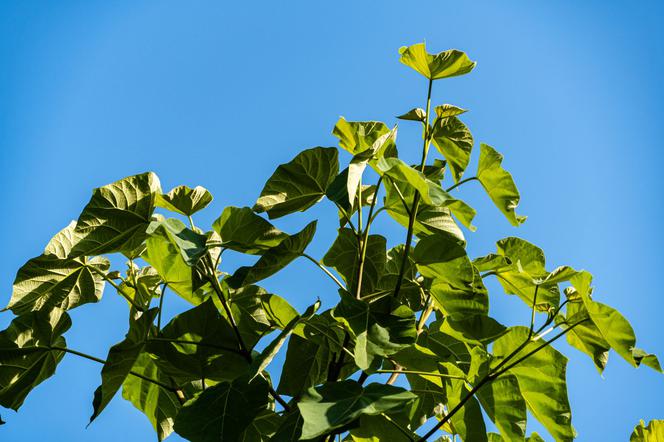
[376,369,465,380]
[355,176,383,299]
[269,385,291,412]
[302,253,345,290]
[157,283,167,330]
[445,176,478,192]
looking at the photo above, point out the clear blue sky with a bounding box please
[1,1,662,441]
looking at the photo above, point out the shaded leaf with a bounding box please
[477,374,527,441]
[90,308,159,423]
[175,374,270,442]
[213,206,287,254]
[322,228,387,297]
[0,308,71,410]
[397,108,426,122]
[431,116,473,183]
[332,118,391,155]
[434,104,467,118]
[227,221,317,288]
[414,232,473,291]
[254,147,338,219]
[298,380,416,439]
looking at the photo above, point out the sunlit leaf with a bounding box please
[477,144,526,226]
[631,419,664,441]
[70,172,162,257]
[431,115,473,183]
[399,43,476,80]
[213,206,287,254]
[156,185,213,216]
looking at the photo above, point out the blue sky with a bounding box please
[1,1,662,440]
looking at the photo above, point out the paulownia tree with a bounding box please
[1,43,660,441]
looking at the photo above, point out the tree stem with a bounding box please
[301,253,346,290]
[88,265,145,312]
[445,176,478,192]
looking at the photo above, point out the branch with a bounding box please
[87,265,145,312]
[301,253,345,290]
[445,176,478,192]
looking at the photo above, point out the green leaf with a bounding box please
[227,221,317,288]
[224,283,299,348]
[142,218,208,304]
[397,108,426,122]
[559,301,610,374]
[431,116,473,183]
[379,158,476,230]
[332,118,391,155]
[240,409,282,442]
[486,237,560,311]
[0,308,71,410]
[376,245,422,309]
[248,301,320,380]
[440,315,507,346]
[122,352,181,441]
[213,206,288,254]
[476,374,527,441]
[297,380,416,439]
[441,362,488,442]
[570,271,660,371]
[174,374,270,442]
[429,265,489,319]
[90,308,159,423]
[493,326,574,442]
[434,104,467,118]
[156,185,213,216]
[147,299,249,383]
[254,147,339,219]
[7,253,109,315]
[413,233,474,290]
[70,172,162,257]
[383,178,465,241]
[277,334,334,399]
[44,220,85,259]
[322,228,387,297]
[348,414,416,441]
[477,144,526,226]
[333,293,416,370]
[631,419,664,441]
[398,43,476,80]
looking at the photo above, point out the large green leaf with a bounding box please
[570,271,661,371]
[277,334,334,399]
[146,299,249,383]
[481,237,560,311]
[379,159,476,230]
[227,221,317,288]
[0,308,71,410]
[442,362,488,442]
[156,185,213,216]
[477,144,526,226]
[631,419,664,441]
[398,43,476,80]
[332,118,391,156]
[70,172,162,257]
[493,326,574,442]
[383,178,465,241]
[224,283,299,348]
[297,380,416,439]
[44,220,85,259]
[431,116,473,183]
[7,253,109,315]
[122,352,181,441]
[376,245,422,309]
[476,374,527,441]
[322,228,387,297]
[333,293,416,370]
[348,414,416,441]
[413,232,474,290]
[429,265,488,319]
[240,409,282,442]
[254,147,339,219]
[174,374,270,442]
[90,308,159,423]
[213,206,287,254]
[559,301,610,374]
[142,218,208,304]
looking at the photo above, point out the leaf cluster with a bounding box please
[0,42,660,442]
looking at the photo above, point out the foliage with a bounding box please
[1,42,660,442]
